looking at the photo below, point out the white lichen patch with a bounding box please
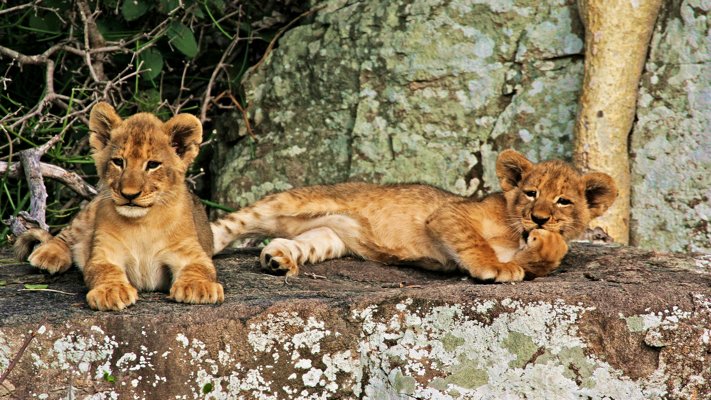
[0,332,11,372]
[10,324,176,399]
[623,306,694,335]
[247,312,330,354]
[353,298,671,399]
[166,309,364,399]
[172,331,288,399]
[47,330,119,375]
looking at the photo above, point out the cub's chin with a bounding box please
[115,205,150,218]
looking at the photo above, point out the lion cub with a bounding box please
[211,150,617,281]
[14,102,224,310]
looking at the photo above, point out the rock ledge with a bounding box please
[0,244,709,399]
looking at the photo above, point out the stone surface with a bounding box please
[629,0,711,252]
[212,0,586,207]
[1,244,709,399]
[211,0,710,253]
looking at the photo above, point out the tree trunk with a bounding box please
[574,0,662,244]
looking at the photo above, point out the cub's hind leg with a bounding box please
[14,202,96,274]
[261,227,348,276]
[14,229,72,274]
[211,188,352,253]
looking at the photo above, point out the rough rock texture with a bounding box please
[1,244,709,399]
[629,0,711,252]
[213,0,586,206]
[211,0,710,253]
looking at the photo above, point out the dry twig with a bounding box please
[0,319,47,386]
[19,288,77,296]
[304,272,327,280]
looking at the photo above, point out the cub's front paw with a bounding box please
[28,241,72,274]
[516,229,569,278]
[494,262,526,282]
[525,229,568,263]
[467,262,525,282]
[170,279,224,304]
[87,282,138,311]
[260,239,299,277]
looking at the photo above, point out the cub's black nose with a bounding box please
[531,214,550,227]
[121,190,141,201]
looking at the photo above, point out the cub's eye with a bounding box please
[111,158,124,168]
[557,197,573,206]
[523,190,537,198]
[146,161,162,170]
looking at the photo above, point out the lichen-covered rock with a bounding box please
[629,0,711,252]
[1,245,710,399]
[212,0,710,253]
[212,0,585,207]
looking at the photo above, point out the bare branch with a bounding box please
[0,1,39,17]
[77,0,107,82]
[17,136,64,231]
[214,91,257,140]
[200,32,243,123]
[0,161,97,199]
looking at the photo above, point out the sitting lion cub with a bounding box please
[211,150,617,281]
[14,102,224,310]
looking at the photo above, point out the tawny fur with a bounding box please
[211,150,617,282]
[13,102,223,311]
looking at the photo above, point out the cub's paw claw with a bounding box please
[28,242,72,274]
[87,283,138,311]
[494,262,526,283]
[469,262,525,283]
[170,279,224,304]
[260,243,299,277]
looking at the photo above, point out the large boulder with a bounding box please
[629,0,711,252]
[212,0,585,206]
[211,0,710,253]
[1,245,709,398]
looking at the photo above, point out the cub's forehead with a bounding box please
[110,115,172,158]
[524,161,584,193]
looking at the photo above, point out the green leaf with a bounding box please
[103,371,116,383]
[202,382,213,394]
[0,280,6,287]
[24,284,49,290]
[167,21,198,58]
[238,22,253,35]
[158,0,181,14]
[208,0,226,13]
[138,48,164,81]
[121,0,151,22]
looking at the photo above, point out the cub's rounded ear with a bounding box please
[583,172,618,218]
[496,149,533,191]
[89,102,121,152]
[164,114,203,166]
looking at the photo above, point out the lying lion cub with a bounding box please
[211,150,617,281]
[14,102,223,310]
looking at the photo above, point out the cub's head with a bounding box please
[89,102,202,218]
[496,149,617,241]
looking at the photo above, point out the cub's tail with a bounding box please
[13,228,53,261]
